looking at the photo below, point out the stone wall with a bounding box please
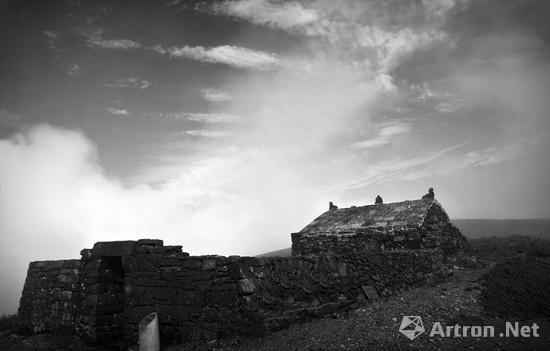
[18,240,456,347]
[234,250,449,332]
[292,223,470,257]
[121,248,449,345]
[18,259,81,333]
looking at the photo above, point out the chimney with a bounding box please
[329,202,338,210]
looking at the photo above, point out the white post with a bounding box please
[139,312,160,351]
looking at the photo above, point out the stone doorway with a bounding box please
[96,255,125,346]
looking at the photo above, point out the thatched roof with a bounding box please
[298,198,449,235]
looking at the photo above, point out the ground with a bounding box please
[2,236,550,350]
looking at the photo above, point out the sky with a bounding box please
[1,0,549,314]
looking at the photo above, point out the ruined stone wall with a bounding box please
[292,223,470,256]
[234,250,448,332]
[122,249,450,345]
[18,240,456,347]
[123,253,256,345]
[18,259,81,332]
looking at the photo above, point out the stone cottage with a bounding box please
[18,190,472,347]
[292,195,469,256]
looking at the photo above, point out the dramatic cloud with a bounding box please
[2,0,550,316]
[358,26,448,72]
[353,122,411,149]
[211,0,320,33]
[106,107,129,116]
[0,124,326,312]
[43,30,58,50]
[200,89,234,102]
[104,78,152,89]
[67,63,82,76]
[154,44,281,70]
[338,144,464,191]
[81,28,141,50]
[183,112,239,123]
[182,129,232,138]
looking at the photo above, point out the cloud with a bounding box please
[461,143,527,168]
[81,28,141,50]
[43,30,59,50]
[104,78,152,89]
[358,26,448,72]
[338,144,463,190]
[0,124,326,313]
[434,101,461,113]
[182,129,232,138]
[353,122,411,149]
[210,0,320,33]
[183,112,239,123]
[201,89,234,102]
[67,63,82,76]
[106,107,130,116]
[155,44,281,70]
[144,111,239,123]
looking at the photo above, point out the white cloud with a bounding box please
[201,89,234,102]
[81,28,141,50]
[106,107,129,116]
[105,78,152,89]
[183,112,239,123]
[159,44,281,70]
[358,26,448,72]
[434,101,462,113]
[338,144,463,190]
[211,0,320,33]
[43,30,57,38]
[0,124,326,312]
[461,144,525,167]
[144,111,239,123]
[67,63,82,76]
[353,122,410,149]
[43,30,59,50]
[182,129,231,138]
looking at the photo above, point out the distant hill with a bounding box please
[255,219,550,257]
[452,219,550,239]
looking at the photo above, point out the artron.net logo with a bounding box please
[399,316,426,340]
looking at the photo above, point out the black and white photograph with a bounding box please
[1,0,550,350]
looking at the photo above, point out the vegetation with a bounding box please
[470,235,550,262]
[480,256,550,320]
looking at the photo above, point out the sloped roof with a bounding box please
[298,198,449,235]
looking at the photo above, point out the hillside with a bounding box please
[452,219,550,239]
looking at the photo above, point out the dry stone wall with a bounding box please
[292,223,470,257]
[18,240,457,347]
[18,259,81,333]
[122,249,450,345]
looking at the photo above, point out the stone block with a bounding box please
[238,278,257,294]
[137,239,163,246]
[92,240,137,256]
[207,290,238,306]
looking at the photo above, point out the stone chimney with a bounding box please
[422,187,435,199]
[329,202,338,210]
